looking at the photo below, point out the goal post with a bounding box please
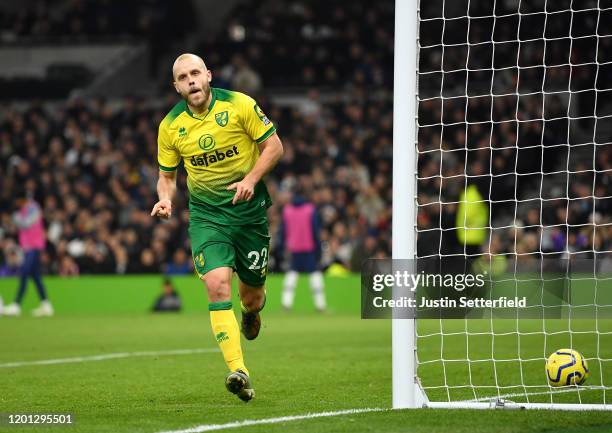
[392,0,421,409]
[392,0,612,410]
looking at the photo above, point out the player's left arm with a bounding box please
[228,95,284,204]
[228,133,283,204]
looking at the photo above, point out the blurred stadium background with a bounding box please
[0,0,611,432]
[0,0,395,277]
[0,0,609,278]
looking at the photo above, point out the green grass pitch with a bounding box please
[1,274,612,433]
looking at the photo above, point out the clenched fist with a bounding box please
[151,199,173,219]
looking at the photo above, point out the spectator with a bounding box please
[279,191,326,312]
[231,56,262,95]
[0,242,20,277]
[152,278,182,312]
[3,191,53,317]
[130,249,161,274]
[165,249,193,275]
[456,183,489,257]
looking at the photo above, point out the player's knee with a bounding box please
[203,274,231,301]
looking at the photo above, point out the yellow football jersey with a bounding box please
[157,87,276,224]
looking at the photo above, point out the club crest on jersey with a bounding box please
[198,134,216,151]
[215,111,229,127]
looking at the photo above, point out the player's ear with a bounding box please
[173,81,180,94]
[207,70,212,83]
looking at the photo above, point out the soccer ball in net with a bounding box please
[546,349,589,387]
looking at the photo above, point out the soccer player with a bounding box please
[280,191,327,311]
[3,191,54,317]
[151,53,283,402]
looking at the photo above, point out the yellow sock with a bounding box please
[209,301,248,376]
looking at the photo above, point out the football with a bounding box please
[546,349,589,387]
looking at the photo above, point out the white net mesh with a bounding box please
[415,0,612,405]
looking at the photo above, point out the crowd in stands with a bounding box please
[196,0,394,90]
[0,0,190,42]
[0,0,610,276]
[416,0,612,260]
[0,90,395,275]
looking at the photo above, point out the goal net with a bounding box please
[393,0,612,409]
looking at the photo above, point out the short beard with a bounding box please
[186,83,211,112]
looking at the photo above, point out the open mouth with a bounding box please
[189,88,201,95]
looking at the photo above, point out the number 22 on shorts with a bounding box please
[248,247,268,276]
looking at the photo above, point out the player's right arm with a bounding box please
[151,170,177,219]
[151,121,180,219]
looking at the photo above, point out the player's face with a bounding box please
[173,58,212,111]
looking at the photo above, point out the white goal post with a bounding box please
[392,0,612,410]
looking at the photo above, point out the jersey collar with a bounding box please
[185,87,217,120]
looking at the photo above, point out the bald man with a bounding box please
[151,53,283,402]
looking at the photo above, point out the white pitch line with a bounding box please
[467,386,606,402]
[156,408,386,433]
[0,348,218,368]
